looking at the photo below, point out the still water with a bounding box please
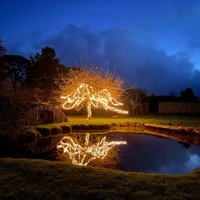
[108,132,200,174]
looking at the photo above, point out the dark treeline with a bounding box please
[0,45,66,93]
[0,43,77,105]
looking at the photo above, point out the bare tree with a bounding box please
[125,88,147,114]
[58,68,128,118]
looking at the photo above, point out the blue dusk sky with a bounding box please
[0,0,200,95]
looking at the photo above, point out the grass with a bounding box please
[0,158,200,200]
[28,114,200,137]
[66,114,200,128]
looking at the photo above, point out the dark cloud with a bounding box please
[154,1,200,53]
[6,31,45,57]
[44,25,102,66]
[44,25,199,96]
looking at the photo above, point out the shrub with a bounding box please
[51,127,62,135]
[17,128,40,143]
[36,126,52,136]
[61,125,72,133]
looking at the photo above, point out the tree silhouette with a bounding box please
[0,39,5,56]
[0,38,6,84]
[26,47,64,103]
[179,88,199,102]
[3,55,30,88]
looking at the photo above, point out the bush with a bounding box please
[71,124,83,130]
[36,126,52,136]
[17,128,40,143]
[51,127,62,135]
[61,125,72,133]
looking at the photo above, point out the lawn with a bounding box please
[67,114,200,128]
[0,158,200,200]
[30,114,200,138]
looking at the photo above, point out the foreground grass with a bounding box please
[0,158,200,200]
[67,114,200,128]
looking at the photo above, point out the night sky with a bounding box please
[1,0,200,96]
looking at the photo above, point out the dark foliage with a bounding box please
[26,47,65,103]
[2,55,30,88]
[179,87,199,102]
[0,38,5,56]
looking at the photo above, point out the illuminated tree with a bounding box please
[59,68,128,118]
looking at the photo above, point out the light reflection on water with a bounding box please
[109,132,200,174]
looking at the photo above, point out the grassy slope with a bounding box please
[0,158,200,200]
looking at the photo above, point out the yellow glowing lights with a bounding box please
[57,133,127,166]
[61,83,128,118]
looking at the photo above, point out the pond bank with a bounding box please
[15,123,200,154]
[144,123,200,146]
[1,119,200,156]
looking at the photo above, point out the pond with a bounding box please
[108,132,200,174]
[55,132,200,174]
[1,129,200,174]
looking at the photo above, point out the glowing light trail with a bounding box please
[61,83,128,118]
[57,133,127,166]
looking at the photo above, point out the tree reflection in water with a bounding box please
[57,133,126,168]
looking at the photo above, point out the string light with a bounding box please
[61,83,128,118]
[57,133,127,166]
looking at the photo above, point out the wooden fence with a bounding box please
[19,104,67,126]
[159,102,200,114]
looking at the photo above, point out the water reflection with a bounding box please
[56,132,200,174]
[56,133,126,167]
[110,133,200,174]
[178,141,191,149]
